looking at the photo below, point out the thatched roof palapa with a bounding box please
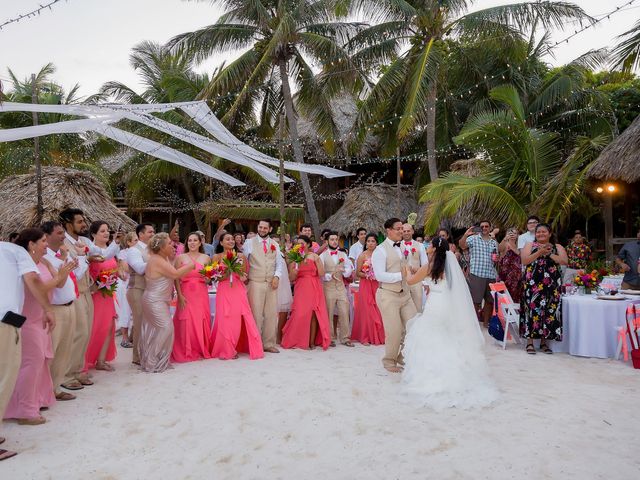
[588,114,640,183]
[321,184,418,237]
[0,166,136,239]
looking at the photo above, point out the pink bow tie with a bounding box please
[330,251,338,256]
[405,241,412,246]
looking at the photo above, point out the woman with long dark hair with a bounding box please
[401,237,498,409]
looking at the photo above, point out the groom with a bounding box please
[372,218,418,373]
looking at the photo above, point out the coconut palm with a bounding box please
[347,0,594,182]
[611,19,640,72]
[419,84,611,231]
[167,0,364,234]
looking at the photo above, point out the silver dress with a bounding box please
[139,276,174,373]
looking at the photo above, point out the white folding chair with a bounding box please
[489,282,521,349]
[615,301,640,361]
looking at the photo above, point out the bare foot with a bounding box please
[384,366,403,373]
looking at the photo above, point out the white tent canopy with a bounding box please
[0,101,352,186]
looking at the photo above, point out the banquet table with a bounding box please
[551,294,637,359]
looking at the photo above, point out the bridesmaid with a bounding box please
[351,233,385,345]
[5,228,74,425]
[172,232,212,363]
[83,221,119,373]
[140,233,195,373]
[209,233,264,360]
[281,235,331,350]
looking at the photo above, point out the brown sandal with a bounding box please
[17,416,46,426]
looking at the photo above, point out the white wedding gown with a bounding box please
[401,252,499,410]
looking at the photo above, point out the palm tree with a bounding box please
[419,84,611,231]
[167,0,362,234]
[612,19,640,72]
[347,0,594,182]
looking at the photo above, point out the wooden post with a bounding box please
[32,74,43,224]
[604,193,613,262]
[396,146,401,214]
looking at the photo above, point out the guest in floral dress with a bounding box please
[497,227,522,303]
[563,230,591,284]
[519,224,568,355]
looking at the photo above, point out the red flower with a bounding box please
[270,244,276,252]
[226,250,235,260]
[338,258,345,263]
[411,248,417,254]
[84,246,90,254]
[403,250,409,257]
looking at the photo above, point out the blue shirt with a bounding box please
[617,240,640,286]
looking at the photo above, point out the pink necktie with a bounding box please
[263,239,267,253]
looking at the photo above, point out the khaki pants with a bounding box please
[127,287,144,363]
[409,284,424,313]
[65,291,93,383]
[0,323,22,422]
[247,280,278,350]
[50,303,77,394]
[324,287,350,343]
[376,287,417,369]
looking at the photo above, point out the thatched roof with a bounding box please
[0,166,136,239]
[588,114,640,183]
[321,184,419,237]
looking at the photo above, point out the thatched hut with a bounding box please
[587,114,640,238]
[321,184,419,237]
[0,166,136,239]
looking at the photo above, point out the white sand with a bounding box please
[2,335,639,479]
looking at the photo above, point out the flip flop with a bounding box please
[61,381,84,391]
[55,392,76,401]
[0,437,5,445]
[0,449,18,461]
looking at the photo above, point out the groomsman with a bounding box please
[59,208,95,390]
[401,223,428,312]
[0,241,55,462]
[42,221,79,401]
[372,218,417,372]
[320,232,354,347]
[127,223,155,365]
[348,227,367,264]
[245,219,284,353]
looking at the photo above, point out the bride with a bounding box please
[402,236,498,409]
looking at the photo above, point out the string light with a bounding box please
[0,0,66,31]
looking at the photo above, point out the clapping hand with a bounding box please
[541,243,553,255]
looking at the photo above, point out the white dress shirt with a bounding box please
[44,248,76,305]
[0,242,38,319]
[128,242,148,275]
[63,232,89,279]
[321,249,353,282]
[243,236,284,278]
[371,238,403,284]
[81,235,120,260]
[348,241,365,263]
[517,231,535,250]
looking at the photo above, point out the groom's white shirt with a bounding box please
[371,238,403,284]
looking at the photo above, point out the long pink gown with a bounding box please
[281,259,331,350]
[83,258,117,371]
[209,273,264,360]
[351,277,385,345]
[4,262,55,419]
[172,262,212,362]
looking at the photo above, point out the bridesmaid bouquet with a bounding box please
[287,243,306,268]
[95,268,118,297]
[361,260,376,280]
[222,250,244,286]
[199,261,226,283]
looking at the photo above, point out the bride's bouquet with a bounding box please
[287,243,306,268]
[199,261,226,283]
[222,250,244,286]
[95,268,118,297]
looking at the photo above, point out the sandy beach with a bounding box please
[2,335,639,480]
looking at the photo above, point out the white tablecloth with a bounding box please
[551,295,636,358]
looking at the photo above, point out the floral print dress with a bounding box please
[519,244,562,340]
[497,249,522,303]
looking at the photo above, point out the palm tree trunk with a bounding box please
[425,82,438,181]
[181,176,205,232]
[278,58,321,235]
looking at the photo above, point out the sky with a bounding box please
[0,0,638,99]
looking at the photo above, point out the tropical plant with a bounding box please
[347,0,594,182]
[420,84,611,231]
[167,0,364,234]
[611,18,640,72]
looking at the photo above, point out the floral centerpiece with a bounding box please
[95,268,118,297]
[287,243,306,268]
[221,250,244,286]
[574,269,599,290]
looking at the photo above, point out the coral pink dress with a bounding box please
[209,273,264,360]
[172,262,212,362]
[83,258,117,371]
[351,277,385,345]
[281,258,331,350]
[4,262,55,419]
